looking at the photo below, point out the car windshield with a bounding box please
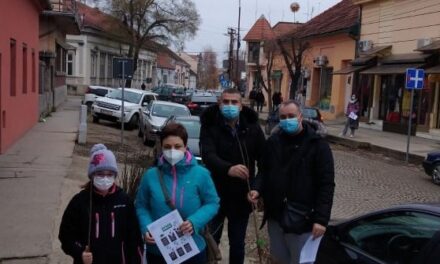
[107,90,142,104]
[177,120,200,138]
[152,104,189,117]
[173,89,185,95]
[302,108,318,119]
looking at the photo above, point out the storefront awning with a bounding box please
[381,53,431,64]
[360,45,392,57]
[426,65,440,74]
[56,40,76,51]
[360,64,424,75]
[333,65,370,75]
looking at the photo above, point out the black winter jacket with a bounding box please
[255,123,335,228]
[200,105,266,215]
[59,186,142,264]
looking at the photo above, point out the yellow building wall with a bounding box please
[360,0,440,54]
[302,34,357,120]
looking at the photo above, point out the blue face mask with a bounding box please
[221,105,240,120]
[279,118,300,134]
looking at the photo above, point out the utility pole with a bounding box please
[235,0,241,90]
[227,27,236,87]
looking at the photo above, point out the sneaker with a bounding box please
[349,134,354,138]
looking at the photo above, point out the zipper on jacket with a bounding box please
[180,186,185,208]
[172,166,177,206]
[95,213,100,239]
[121,241,126,264]
[111,212,115,238]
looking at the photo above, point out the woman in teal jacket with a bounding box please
[136,122,220,263]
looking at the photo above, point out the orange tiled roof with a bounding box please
[243,15,276,42]
[157,52,175,70]
[291,0,359,39]
[272,22,302,37]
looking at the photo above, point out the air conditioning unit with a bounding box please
[314,55,328,66]
[358,40,373,52]
[417,38,432,49]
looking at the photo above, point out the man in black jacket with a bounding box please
[200,88,265,264]
[249,100,335,264]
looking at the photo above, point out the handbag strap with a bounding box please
[157,168,176,210]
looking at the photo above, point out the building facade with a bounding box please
[352,0,440,136]
[39,0,80,116]
[0,0,50,154]
[65,3,156,94]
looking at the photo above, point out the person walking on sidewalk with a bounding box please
[249,100,335,264]
[249,88,257,110]
[59,144,142,264]
[200,88,266,264]
[256,89,265,113]
[272,91,282,111]
[136,123,220,264]
[341,94,360,138]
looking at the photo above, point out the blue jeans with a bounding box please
[210,211,249,264]
[147,249,206,264]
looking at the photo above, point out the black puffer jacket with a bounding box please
[200,105,266,215]
[255,122,335,227]
[59,186,142,264]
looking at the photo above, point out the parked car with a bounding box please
[138,100,191,146]
[82,85,115,108]
[187,93,218,115]
[163,116,201,162]
[422,151,440,185]
[265,106,326,135]
[152,84,190,104]
[91,88,157,129]
[316,203,440,264]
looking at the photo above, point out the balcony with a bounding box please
[42,0,81,34]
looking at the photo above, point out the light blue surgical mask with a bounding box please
[279,118,300,134]
[221,105,240,120]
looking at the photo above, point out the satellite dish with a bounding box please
[290,2,300,13]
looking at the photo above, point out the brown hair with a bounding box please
[221,88,242,99]
[160,122,188,146]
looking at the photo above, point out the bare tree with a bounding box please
[277,35,310,99]
[108,0,200,86]
[255,40,277,111]
[198,47,218,89]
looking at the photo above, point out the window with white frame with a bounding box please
[66,52,74,76]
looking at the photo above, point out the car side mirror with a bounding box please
[142,102,149,106]
[143,109,150,116]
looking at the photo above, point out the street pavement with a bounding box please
[1,98,439,263]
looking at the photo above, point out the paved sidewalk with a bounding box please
[0,97,81,263]
[257,110,440,162]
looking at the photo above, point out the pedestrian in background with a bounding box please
[256,89,265,113]
[249,88,257,110]
[141,83,146,90]
[249,100,335,264]
[272,91,282,111]
[200,88,266,264]
[136,123,219,264]
[340,94,360,138]
[59,144,142,264]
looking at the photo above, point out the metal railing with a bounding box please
[50,0,77,13]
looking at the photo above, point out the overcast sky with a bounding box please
[185,0,342,61]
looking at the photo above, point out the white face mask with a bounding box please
[163,149,185,166]
[93,176,115,191]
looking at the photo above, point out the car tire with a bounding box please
[127,114,139,130]
[432,164,440,185]
[92,115,99,123]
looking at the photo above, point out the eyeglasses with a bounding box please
[221,99,240,105]
[279,113,300,120]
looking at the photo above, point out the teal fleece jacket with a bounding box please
[135,151,220,254]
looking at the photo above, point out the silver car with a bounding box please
[138,100,191,146]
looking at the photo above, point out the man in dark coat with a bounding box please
[249,100,335,264]
[200,88,266,264]
[255,89,265,112]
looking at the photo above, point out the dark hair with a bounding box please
[280,100,302,113]
[160,122,188,146]
[222,88,241,97]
